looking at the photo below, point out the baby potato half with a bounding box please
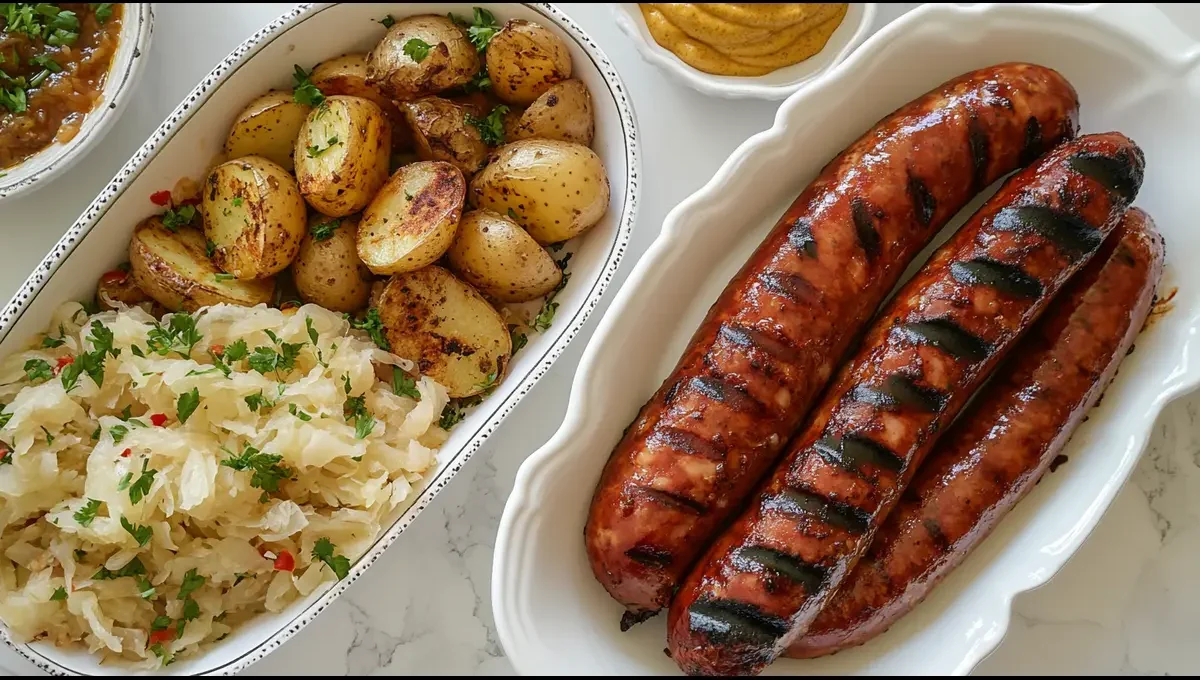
[366,15,479,101]
[510,79,594,146]
[378,265,511,399]
[294,95,392,217]
[292,213,374,313]
[402,96,490,178]
[309,53,414,151]
[486,20,573,106]
[447,209,562,303]
[224,90,311,172]
[201,156,307,280]
[357,160,466,275]
[469,139,609,245]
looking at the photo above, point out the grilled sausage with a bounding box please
[788,207,1164,659]
[584,64,1080,621]
[666,132,1145,676]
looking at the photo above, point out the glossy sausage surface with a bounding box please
[666,132,1145,676]
[788,207,1164,658]
[585,64,1081,620]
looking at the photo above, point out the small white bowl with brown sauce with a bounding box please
[614,3,876,100]
[0,3,153,201]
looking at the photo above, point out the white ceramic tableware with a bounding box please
[0,4,154,202]
[0,3,638,675]
[494,2,1200,675]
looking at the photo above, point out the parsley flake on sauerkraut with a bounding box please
[0,303,448,667]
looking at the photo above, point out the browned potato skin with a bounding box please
[367,15,479,101]
[378,265,511,398]
[202,156,308,280]
[129,217,275,312]
[294,96,392,217]
[486,20,573,106]
[403,97,490,177]
[224,91,311,172]
[357,160,466,275]
[292,214,374,313]
[447,209,563,303]
[511,79,594,145]
[310,53,414,151]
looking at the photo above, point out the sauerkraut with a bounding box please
[0,302,449,667]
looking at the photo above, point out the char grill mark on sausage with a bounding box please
[950,258,1044,298]
[1067,151,1143,202]
[687,599,790,648]
[626,545,674,568]
[667,132,1143,676]
[762,488,870,535]
[1021,116,1043,164]
[848,374,947,413]
[731,547,828,592]
[585,64,1082,619]
[636,486,709,516]
[649,427,727,461]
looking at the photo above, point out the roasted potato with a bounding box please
[223,91,311,172]
[486,20,572,106]
[447,209,562,303]
[469,139,609,245]
[366,15,478,101]
[294,95,392,217]
[378,265,511,398]
[402,97,490,177]
[292,214,374,313]
[310,53,414,151]
[357,160,465,275]
[201,156,308,279]
[129,217,274,312]
[511,79,593,145]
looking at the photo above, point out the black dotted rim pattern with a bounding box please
[0,2,638,676]
[0,4,155,200]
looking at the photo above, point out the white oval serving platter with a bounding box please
[0,2,638,676]
[494,2,1200,675]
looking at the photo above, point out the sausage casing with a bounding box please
[584,64,1081,620]
[788,207,1165,658]
[666,132,1145,676]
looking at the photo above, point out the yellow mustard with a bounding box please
[640,4,849,77]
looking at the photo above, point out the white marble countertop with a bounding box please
[0,2,1197,676]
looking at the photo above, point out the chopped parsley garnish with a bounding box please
[178,569,204,600]
[89,320,116,356]
[23,358,52,382]
[292,64,325,107]
[391,368,420,400]
[220,444,292,494]
[120,516,153,547]
[60,350,107,392]
[150,615,170,632]
[161,204,197,232]
[349,308,389,351]
[0,411,10,429]
[231,196,244,207]
[117,471,132,491]
[41,334,64,348]
[464,67,491,93]
[306,317,320,346]
[343,392,374,440]
[93,3,114,24]
[41,425,53,445]
[306,135,340,158]
[439,401,468,430]
[205,239,217,258]
[215,272,234,282]
[146,313,202,359]
[177,388,200,424]
[509,326,528,353]
[128,459,158,505]
[90,424,100,440]
[465,104,510,146]
[50,586,67,601]
[248,341,302,378]
[474,369,499,394]
[310,217,342,241]
[507,208,521,221]
[403,38,432,63]
[73,498,102,527]
[73,548,86,561]
[532,252,573,332]
[110,424,129,444]
[223,339,248,361]
[451,7,501,52]
[136,577,156,600]
[2,4,79,45]
[244,391,274,413]
[288,403,312,422]
[312,537,350,580]
[93,556,146,580]
[378,14,395,29]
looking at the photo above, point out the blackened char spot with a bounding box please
[991,205,1103,260]
[625,545,673,568]
[687,598,789,646]
[788,218,817,257]
[761,488,869,534]
[848,374,947,413]
[907,172,936,227]
[1021,116,1043,165]
[1068,151,1144,203]
[690,375,764,414]
[731,546,827,592]
[850,197,881,259]
[635,486,707,516]
[814,434,904,473]
[718,324,801,364]
[663,379,682,405]
[967,113,990,191]
[648,427,726,461]
[620,610,657,632]
[923,518,949,549]
[950,258,1044,299]
[758,271,820,305]
[894,318,992,362]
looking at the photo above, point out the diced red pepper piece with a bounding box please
[149,190,172,207]
[273,550,295,572]
[100,269,128,285]
[148,627,174,645]
[53,356,74,376]
[120,448,132,458]
[149,413,168,427]
[210,344,225,357]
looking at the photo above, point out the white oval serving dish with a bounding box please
[0,2,638,676]
[494,2,1200,675]
[612,3,877,100]
[0,3,154,202]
